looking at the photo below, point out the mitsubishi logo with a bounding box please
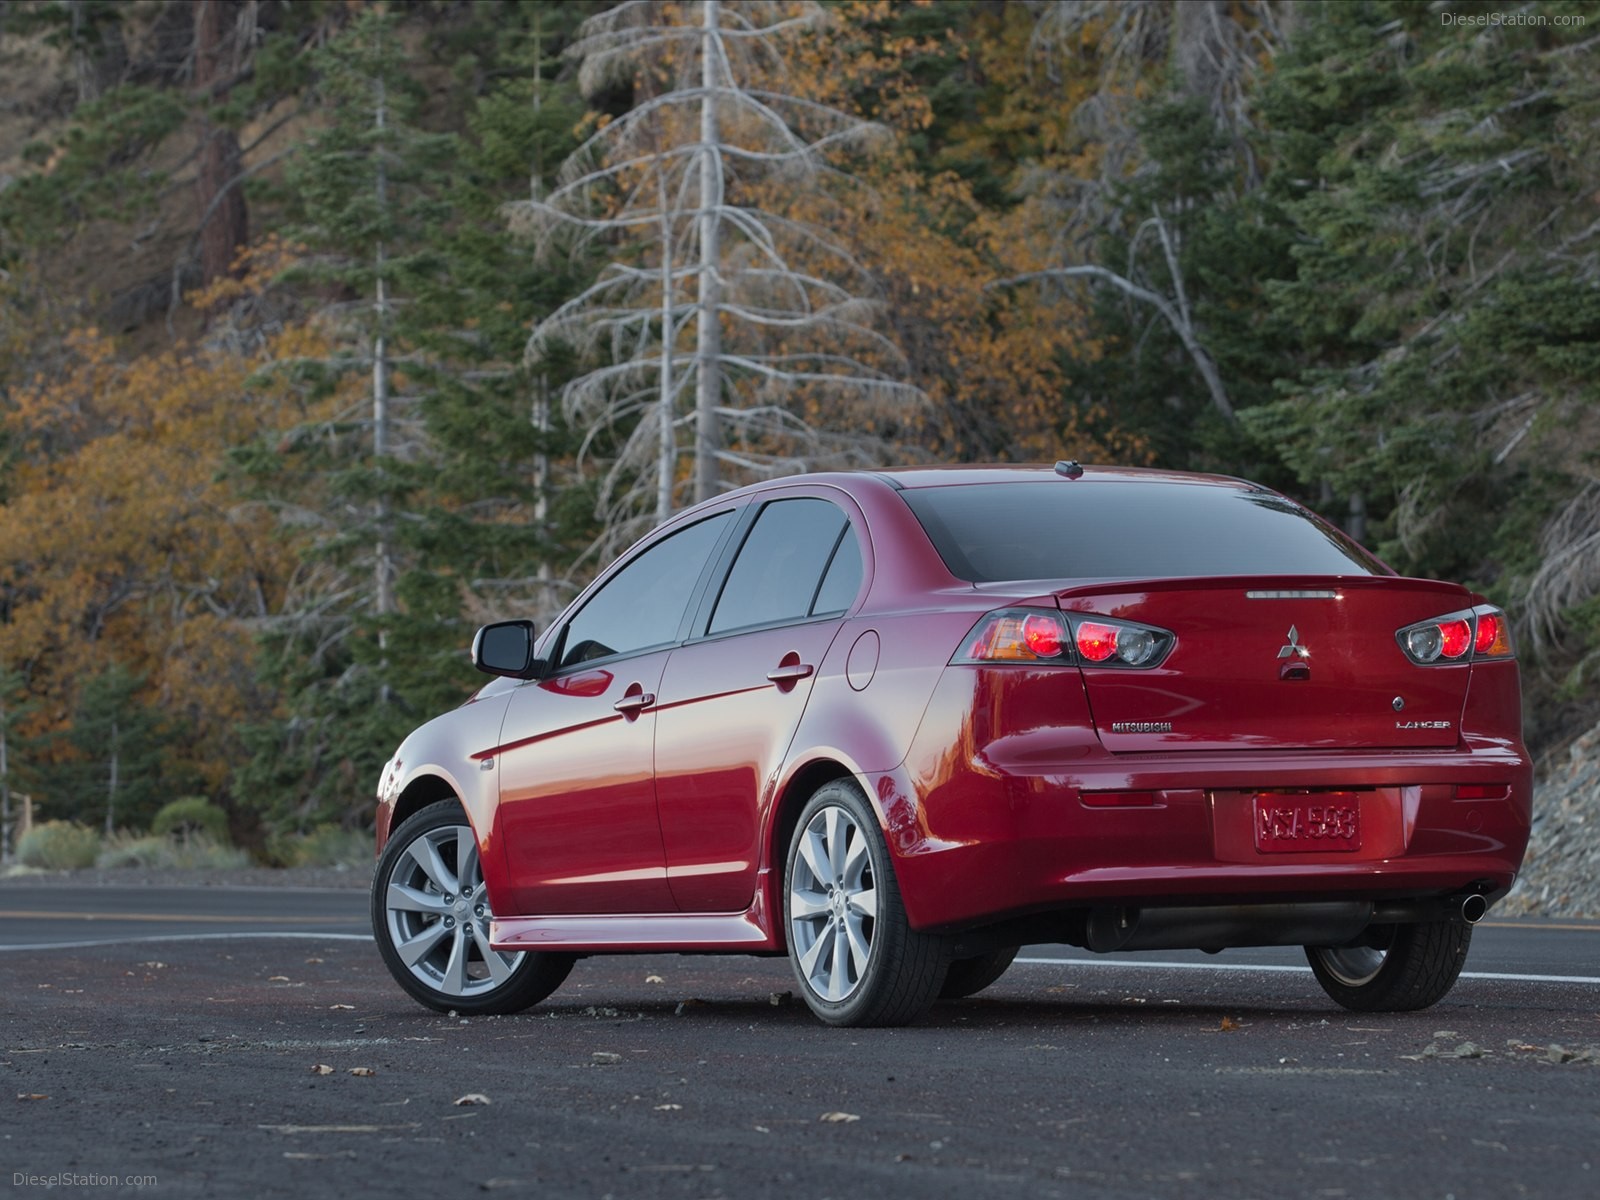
[1278,625,1310,660]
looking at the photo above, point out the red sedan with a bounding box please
[370,465,1531,1026]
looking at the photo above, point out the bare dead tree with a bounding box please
[513,0,921,548]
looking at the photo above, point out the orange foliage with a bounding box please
[0,316,328,791]
[779,1,1148,465]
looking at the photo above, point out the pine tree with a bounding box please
[43,664,174,834]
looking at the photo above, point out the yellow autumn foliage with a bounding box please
[0,320,331,790]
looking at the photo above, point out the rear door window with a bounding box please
[708,499,854,635]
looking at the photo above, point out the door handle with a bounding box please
[766,662,815,684]
[613,691,655,715]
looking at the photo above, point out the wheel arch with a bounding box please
[762,754,870,950]
[385,774,466,849]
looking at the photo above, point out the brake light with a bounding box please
[1473,611,1511,657]
[1438,619,1471,659]
[1397,606,1514,665]
[1076,622,1118,663]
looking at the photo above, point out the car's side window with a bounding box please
[708,499,852,636]
[809,523,862,617]
[557,511,734,669]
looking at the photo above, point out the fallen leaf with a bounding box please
[453,1094,491,1107]
[654,1103,682,1111]
[268,976,291,982]
[820,1111,860,1124]
[592,1051,623,1065]
[17,1093,49,1101]
[645,974,665,984]
[304,958,325,964]
[310,1064,334,1076]
[348,1067,376,1077]
[769,991,792,1007]
[329,1004,356,1011]
[1218,1016,1240,1032]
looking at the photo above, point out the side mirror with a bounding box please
[471,620,543,679]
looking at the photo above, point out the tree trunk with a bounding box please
[1,706,10,863]
[105,720,119,837]
[693,0,723,505]
[657,167,676,524]
[373,74,394,630]
[194,0,249,290]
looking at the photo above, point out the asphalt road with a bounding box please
[3,886,1598,1198]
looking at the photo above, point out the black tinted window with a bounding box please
[810,524,862,615]
[559,511,733,667]
[709,499,849,634]
[900,481,1386,582]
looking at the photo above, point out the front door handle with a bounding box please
[613,690,655,715]
[766,662,815,684]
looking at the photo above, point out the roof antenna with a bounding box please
[1054,460,1084,480]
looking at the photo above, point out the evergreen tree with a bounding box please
[44,664,174,834]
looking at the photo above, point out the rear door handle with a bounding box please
[766,662,814,684]
[613,691,655,715]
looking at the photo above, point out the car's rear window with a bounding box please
[899,480,1387,582]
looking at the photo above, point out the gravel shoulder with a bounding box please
[0,864,373,890]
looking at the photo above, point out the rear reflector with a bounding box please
[1454,783,1509,800]
[1081,790,1160,808]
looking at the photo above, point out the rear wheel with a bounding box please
[940,946,1020,1000]
[373,800,574,1015]
[784,780,950,1027]
[1305,920,1473,1012]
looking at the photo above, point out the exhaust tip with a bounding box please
[1460,894,1488,925]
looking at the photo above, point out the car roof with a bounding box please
[870,464,1259,490]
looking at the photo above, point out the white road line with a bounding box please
[0,932,375,952]
[1015,955,1600,986]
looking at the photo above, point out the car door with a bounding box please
[494,510,736,916]
[654,495,866,912]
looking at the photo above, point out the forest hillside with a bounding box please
[1,0,1597,870]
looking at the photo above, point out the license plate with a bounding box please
[1254,794,1361,853]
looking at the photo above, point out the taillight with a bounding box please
[959,609,1070,663]
[955,609,1173,668]
[1397,606,1514,665]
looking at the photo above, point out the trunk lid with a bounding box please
[1056,576,1473,752]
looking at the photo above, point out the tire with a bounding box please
[1305,920,1473,1013]
[373,799,574,1015]
[940,945,1020,1000]
[783,780,951,1027]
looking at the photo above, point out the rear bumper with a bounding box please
[876,741,1532,933]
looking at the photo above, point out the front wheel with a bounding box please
[784,780,950,1027]
[373,799,573,1015]
[1305,920,1473,1012]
